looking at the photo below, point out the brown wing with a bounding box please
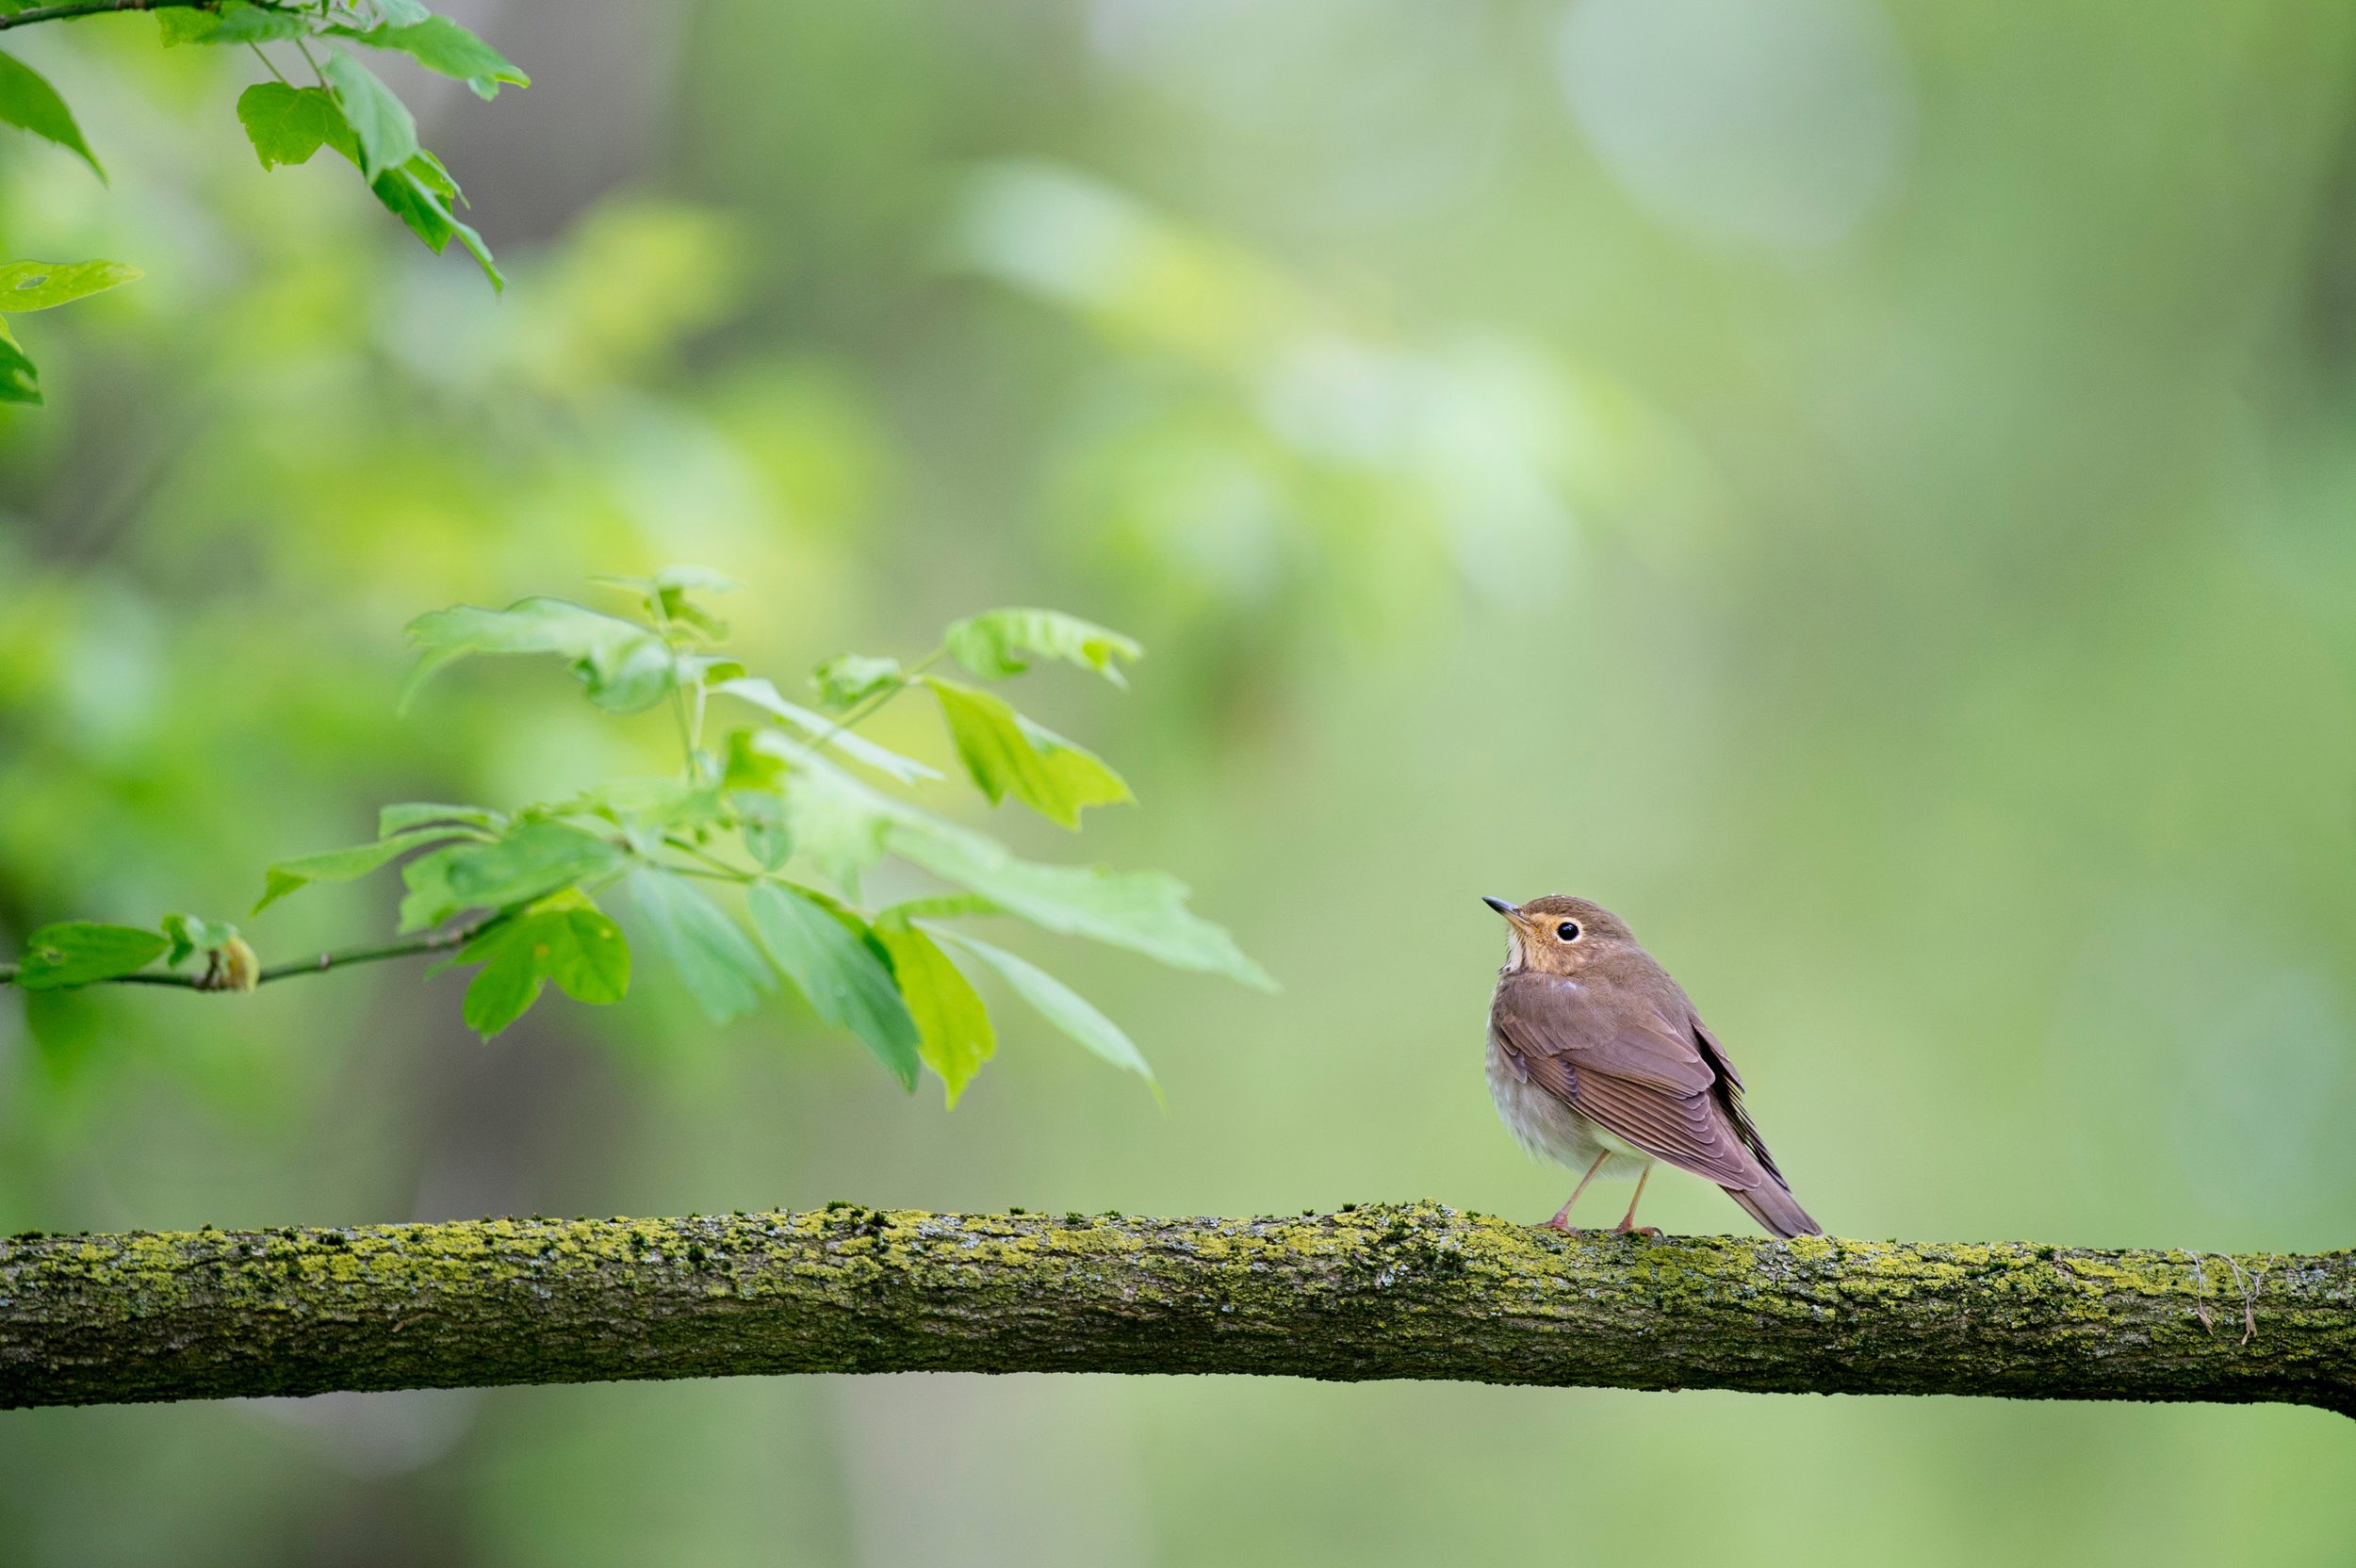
[1490,969,1772,1189]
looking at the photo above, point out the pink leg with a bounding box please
[1546,1150,1614,1233]
[1612,1165,1661,1237]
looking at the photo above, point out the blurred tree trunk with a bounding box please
[2,1202,2347,1415]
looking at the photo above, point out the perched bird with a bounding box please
[1483,894,1821,1239]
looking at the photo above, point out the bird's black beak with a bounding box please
[1482,895,1517,918]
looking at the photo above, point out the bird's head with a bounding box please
[1482,893,1633,975]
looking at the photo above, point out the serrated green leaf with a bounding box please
[160,912,238,968]
[460,932,542,1037]
[925,677,1132,828]
[0,318,38,404]
[156,8,221,44]
[0,50,101,181]
[405,146,460,202]
[533,907,630,1003]
[736,794,793,871]
[886,817,1275,990]
[403,596,671,712]
[210,2,311,43]
[872,918,993,1103]
[779,755,894,898]
[379,802,506,837]
[365,0,434,29]
[757,736,1272,989]
[629,871,773,1024]
[944,608,1141,687]
[321,50,417,180]
[14,922,167,990]
[348,15,529,100]
[0,259,139,314]
[714,678,942,784]
[457,905,630,1038]
[258,824,481,913]
[370,163,503,291]
[237,82,354,171]
[397,823,628,932]
[810,654,901,711]
[932,928,1153,1085]
[746,882,920,1087]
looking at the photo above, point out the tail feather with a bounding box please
[1725,1181,1822,1239]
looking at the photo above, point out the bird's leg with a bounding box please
[1546,1150,1615,1233]
[1612,1164,1661,1238]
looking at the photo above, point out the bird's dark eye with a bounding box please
[1555,922,1580,941]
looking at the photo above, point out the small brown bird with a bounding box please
[1484,894,1821,1239]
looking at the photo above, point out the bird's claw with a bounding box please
[1614,1225,1663,1239]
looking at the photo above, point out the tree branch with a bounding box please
[0,0,206,33]
[1,1203,2348,1414]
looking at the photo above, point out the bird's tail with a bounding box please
[1725,1181,1823,1240]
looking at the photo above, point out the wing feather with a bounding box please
[1491,969,1771,1189]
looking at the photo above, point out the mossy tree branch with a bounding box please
[1,1203,2348,1415]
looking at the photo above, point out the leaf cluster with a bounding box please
[0,0,527,402]
[2,572,1270,1107]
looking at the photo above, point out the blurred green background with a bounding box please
[4,0,2355,1560]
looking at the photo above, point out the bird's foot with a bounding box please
[1612,1224,1663,1239]
[1542,1216,1585,1234]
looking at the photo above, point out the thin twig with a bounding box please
[0,0,207,33]
[0,918,503,992]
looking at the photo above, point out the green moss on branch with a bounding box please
[0,1203,2348,1414]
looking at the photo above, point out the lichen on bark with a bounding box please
[0,1203,2348,1414]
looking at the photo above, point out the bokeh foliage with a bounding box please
[2,0,2355,1563]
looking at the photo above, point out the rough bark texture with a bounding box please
[1,1202,2348,1414]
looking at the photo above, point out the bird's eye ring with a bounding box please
[1555,921,1580,941]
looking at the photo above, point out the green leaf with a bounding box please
[367,0,433,28]
[752,736,1271,989]
[886,817,1276,990]
[156,8,222,44]
[348,15,529,99]
[0,317,39,405]
[460,930,541,1037]
[746,883,921,1088]
[371,164,504,291]
[810,654,901,711]
[0,259,139,313]
[0,50,101,181]
[457,905,630,1039]
[160,912,238,968]
[932,928,1153,1086]
[714,678,941,783]
[872,918,994,1104]
[944,608,1141,687]
[404,146,460,203]
[780,754,895,898]
[14,923,167,990]
[258,824,481,913]
[925,677,1132,828]
[321,50,417,180]
[629,871,773,1024]
[236,83,354,171]
[379,802,506,837]
[210,2,311,43]
[736,793,792,871]
[532,906,630,1003]
[403,597,672,712]
[397,823,628,932]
